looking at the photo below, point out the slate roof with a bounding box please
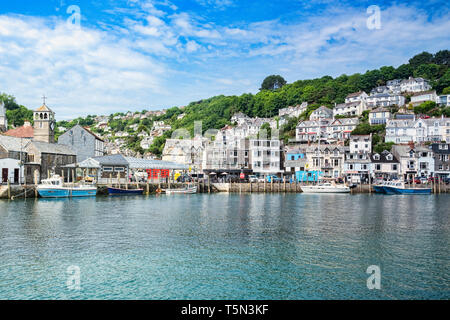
[29,141,76,155]
[92,154,129,166]
[0,135,31,152]
[370,151,399,163]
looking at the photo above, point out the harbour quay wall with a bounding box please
[213,182,450,194]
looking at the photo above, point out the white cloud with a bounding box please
[0,2,449,120]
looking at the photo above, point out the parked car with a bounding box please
[248,175,259,183]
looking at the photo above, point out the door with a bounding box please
[2,168,8,183]
[14,169,19,184]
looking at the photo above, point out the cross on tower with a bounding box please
[42,95,47,105]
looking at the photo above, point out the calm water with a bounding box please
[0,194,449,300]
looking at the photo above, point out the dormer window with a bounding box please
[386,155,393,161]
[374,154,380,160]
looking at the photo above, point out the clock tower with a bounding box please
[33,97,55,143]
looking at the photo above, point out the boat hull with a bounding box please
[301,186,350,193]
[108,187,143,195]
[383,186,432,195]
[373,185,387,194]
[71,188,97,197]
[37,188,70,198]
[165,187,197,195]
[37,187,97,198]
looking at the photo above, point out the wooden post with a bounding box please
[117,172,120,189]
[7,179,11,199]
[208,175,211,194]
[110,173,112,187]
[146,179,149,195]
[34,170,38,198]
[264,177,266,193]
[158,171,161,190]
[250,181,252,193]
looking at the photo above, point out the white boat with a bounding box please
[37,175,97,198]
[165,186,198,195]
[301,182,351,193]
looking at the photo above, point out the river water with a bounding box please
[0,193,448,299]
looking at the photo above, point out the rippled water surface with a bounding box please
[0,194,449,299]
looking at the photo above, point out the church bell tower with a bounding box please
[33,96,55,143]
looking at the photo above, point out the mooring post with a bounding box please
[7,179,11,199]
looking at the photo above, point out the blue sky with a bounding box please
[0,0,449,120]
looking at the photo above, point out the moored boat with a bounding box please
[165,186,197,195]
[383,181,432,195]
[107,187,144,195]
[37,175,97,198]
[301,182,351,193]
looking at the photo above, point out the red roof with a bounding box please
[4,124,34,138]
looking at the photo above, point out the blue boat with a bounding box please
[37,175,97,198]
[107,187,144,195]
[382,181,432,195]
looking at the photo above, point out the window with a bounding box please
[114,167,125,172]
[103,167,113,172]
[376,164,381,171]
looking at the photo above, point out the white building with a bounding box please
[162,138,205,170]
[385,118,450,144]
[333,101,368,117]
[437,95,450,107]
[0,158,24,184]
[345,91,368,104]
[249,139,282,175]
[278,102,308,118]
[400,77,432,93]
[410,90,438,107]
[392,145,435,179]
[140,136,154,149]
[369,107,392,125]
[310,106,333,120]
[349,135,372,154]
[366,92,405,108]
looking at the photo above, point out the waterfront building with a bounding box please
[431,143,450,178]
[310,106,333,120]
[162,138,205,171]
[369,107,392,125]
[0,135,28,184]
[0,158,24,184]
[392,144,434,179]
[249,139,282,176]
[58,125,105,162]
[344,152,372,183]
[303,144,348,179]
[400,77,432,93]
[410,90,438,107]
[24,140,76,181]
[0,101,7,132]
[283,147,308,181]
[202,137,251,176]
[370,151,400,180]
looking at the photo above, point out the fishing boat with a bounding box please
[107,187,144,195]
[382,181,431,195]
[165,186,197,195]
[37,175,97,198]
[301,182,351,193]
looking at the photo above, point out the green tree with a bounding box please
[260,75,287,91]
[409,51,434,69]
